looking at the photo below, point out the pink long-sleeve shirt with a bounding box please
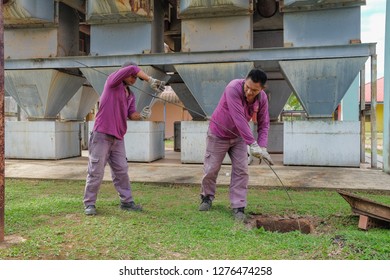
[93,65,141,140]
[209,79,270,147]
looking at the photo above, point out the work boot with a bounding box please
[84,205,97,216]
[233,207,246,222]
[120,201,143,212]
[199,195,212,211]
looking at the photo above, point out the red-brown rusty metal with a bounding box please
[337,190,390,229]
[0,1,5,242]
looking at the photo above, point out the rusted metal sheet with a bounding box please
[3,0,55,25]
[280,0,365,12]
[178,0,253,18]
[337,190,390,222]
[87,0,153,23]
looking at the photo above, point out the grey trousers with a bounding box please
[201,132,249,209]
[83,131,133,207]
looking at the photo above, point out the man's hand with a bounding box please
[140,106,152,120]
[249,142,262,159]
[260,147,274,165]
[250,143,275,165]
[148,77,165,93]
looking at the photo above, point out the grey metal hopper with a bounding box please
[178,0,252,18]
[5,69,85,119]
[3,0,54,25]
[80,66,170,112]
[267,80,293,121]
[86,0,153,24]
[280,0,364,11]
[170,83,205,120]
[79,67,114,96]
[174,62,254,119]
[60,85,100,121]
[279,57,368,118]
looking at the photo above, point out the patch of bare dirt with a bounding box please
[0,235,26,249]
[247,214,323,234]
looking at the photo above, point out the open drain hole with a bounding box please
[247,214,316,234]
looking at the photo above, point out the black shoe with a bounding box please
[84,205,97,215]
[120,201,143,212]
[233,207,246,222]
[199,195,212,211]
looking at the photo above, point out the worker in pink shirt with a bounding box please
[199,69,273,221]
[83,62,165,215]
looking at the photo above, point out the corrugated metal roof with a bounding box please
[156,86,181,104]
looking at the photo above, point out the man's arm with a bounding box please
[256,91,270,147]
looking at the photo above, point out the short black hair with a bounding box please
[246,69,267,86]
[122,61,138,68]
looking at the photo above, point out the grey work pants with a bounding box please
[83,131,133,207]
[201,132,249,209]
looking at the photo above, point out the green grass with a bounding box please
[365,132,383,156]
[1,179,390,260]
[165,139,174,149]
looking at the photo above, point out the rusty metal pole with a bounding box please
[360,67,366,163]
[371,53,378,169]
[0,1,5,242]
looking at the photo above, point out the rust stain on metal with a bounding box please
[337,190,390,230]
[91,0,152,17]
[3,0,31,20]
[0,1,5,242]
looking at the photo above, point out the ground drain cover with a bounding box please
[248,214,314,234]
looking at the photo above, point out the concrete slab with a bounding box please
[5,150,390,191]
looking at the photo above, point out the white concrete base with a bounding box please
[181,121,254,164]
[125,121,165,162]
[88,121,165,162]
[283,120,360,167]
[268,122,284,153]
[5,121,81,159]
[251,122,283,153]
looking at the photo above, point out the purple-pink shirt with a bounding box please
[93,65,141,140]
[209,79,270,147]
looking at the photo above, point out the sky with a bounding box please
[361,0,387,79]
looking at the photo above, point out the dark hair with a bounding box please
[246,69,267,86]
[122,61,138,68]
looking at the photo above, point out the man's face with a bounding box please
[244,78,263,103]
[124,75,137,86]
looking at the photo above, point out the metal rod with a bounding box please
[5,44,376,70]
[360,67,366,163]
[0,1,5,242]
[371,54,378,168]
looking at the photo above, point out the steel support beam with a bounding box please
[4,44,376,70]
